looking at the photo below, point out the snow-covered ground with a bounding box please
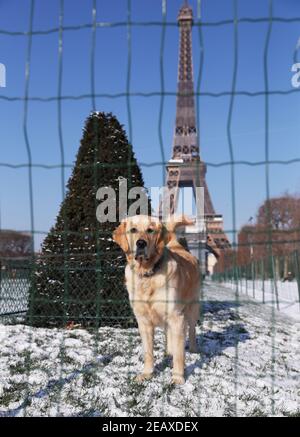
[219,279,300,321]
[0,282,299,417]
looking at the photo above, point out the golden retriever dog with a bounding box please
[113,214,200,385]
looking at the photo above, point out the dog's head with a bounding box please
[112,214,194,268]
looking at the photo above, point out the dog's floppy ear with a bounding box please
[156,222,172,246]
[112,220,129,254]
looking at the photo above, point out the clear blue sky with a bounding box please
[0,0,300,250]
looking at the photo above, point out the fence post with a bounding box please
[254,259,257,298]
[271,255,280,311]
[294,250,300,311]
[251,259,255,298]
[261,258,265,304]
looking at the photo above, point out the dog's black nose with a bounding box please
[136,239,147,249]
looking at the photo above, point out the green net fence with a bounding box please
[0,0,300,418]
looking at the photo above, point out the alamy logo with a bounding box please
[291,38,300,88]
[291,63,300,88]
[0,63,6,87]
[95,178,205,226]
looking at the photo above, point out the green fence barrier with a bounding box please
[0,0,300,419]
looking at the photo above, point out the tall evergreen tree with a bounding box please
[28,112,150,327]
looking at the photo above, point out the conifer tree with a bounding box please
[28,112,150,327]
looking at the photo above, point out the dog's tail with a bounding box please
[163,214,195,233]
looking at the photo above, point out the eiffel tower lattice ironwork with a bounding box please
[163,1,230,264]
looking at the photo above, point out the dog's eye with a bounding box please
[146,228,155,234]
[130,228,138,234]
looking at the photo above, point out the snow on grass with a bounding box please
[220,279,300,321]
[0,282,299,417]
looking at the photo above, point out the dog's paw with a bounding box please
[135,373,153,383]
[171,375,185,385]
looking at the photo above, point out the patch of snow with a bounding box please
[220,279,300,321]
[0,283,299,417]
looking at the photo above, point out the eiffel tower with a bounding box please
[163,0,230,271]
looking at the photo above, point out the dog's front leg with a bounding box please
[169,314,185,385]
[135,319,154,382]
[165,327,173,356]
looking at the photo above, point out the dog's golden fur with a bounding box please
[113,215,200,384]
